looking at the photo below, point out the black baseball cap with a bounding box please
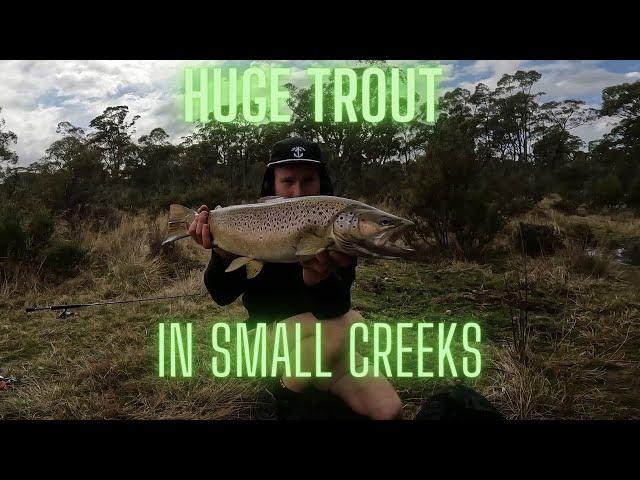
[267,137,323,167]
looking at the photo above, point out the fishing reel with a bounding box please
[57,309,74,320]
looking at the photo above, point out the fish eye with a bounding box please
[380,219,390,226]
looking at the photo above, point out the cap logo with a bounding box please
[291,146,305,158]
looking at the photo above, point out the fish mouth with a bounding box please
[367,222,415,257]
[334,216,416,259]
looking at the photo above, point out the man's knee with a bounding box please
[282,311,317,326]
[280,312,318,339]
[331,373,403,420]
[368,393,403,420]
[339,309,364,325]
[330,309,364,335]
[322,310,363,353]
[279,310,363,362]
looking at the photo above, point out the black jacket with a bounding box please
[204,249,357,328]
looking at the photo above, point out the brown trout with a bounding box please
[162,195,414,279]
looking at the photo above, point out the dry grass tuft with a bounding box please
[483,348,565,419]
[567,248,611,279]
[79,212,162,292]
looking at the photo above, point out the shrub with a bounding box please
[25,210,55,250]
[0,207,27,260]
[146,216,200,275]
[620,239,640,266]
[408,116,504,259]
[514,223,564,257]
[0,207,65,279]
[593,173,624,206]
[172,178,231,210]
[451,194,503,258]
[552,198,578,215]
[565,223,597,250]
[67,203,123,230]
[42,240,86,278]
[628,175,640,207]
[503,196,534,216]
[569,249,610,278]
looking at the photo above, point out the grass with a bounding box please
[1,196,639,419]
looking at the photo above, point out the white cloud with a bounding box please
[533,61,626,101]
[456,60,528,90]
[573,115,617,147]
[463,60,526,76]
[2,105,66,163]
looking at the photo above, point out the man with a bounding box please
[188,137,402,420]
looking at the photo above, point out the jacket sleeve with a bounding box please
[203,249,249,306]
[305,259,357,319]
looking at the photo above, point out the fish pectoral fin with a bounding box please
[246,260,264,279]
[225,256,253,272]
[225,257,265,278]
[296,234,333,258]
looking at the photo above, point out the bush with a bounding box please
[451,194,503,258]
[171,178,232,210]
[569,249,610,278]
[42,240,86,278]
[66,203,123,230]
[25,210,55,250]
[514,223,564,257]
[0,207,27,260]
[555,157,593,197]
[552,198,578,215]
[503,196,534,216]
[408,116,504,259]
[0,206,62,277]
[593,173,624,206]
[628,175,640,207]
[146,217,200,275]
[565,223,597,250]
[361,161,410,205]
[620,239,640,266]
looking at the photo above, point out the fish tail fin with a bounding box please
[161,204,197,246]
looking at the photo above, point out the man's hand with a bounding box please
[188,205,213,249]
[188,204,237,264]
[301,250,354,287]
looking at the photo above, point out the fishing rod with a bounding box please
[25,292,207,319]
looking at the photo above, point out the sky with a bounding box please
[1,60,639,167]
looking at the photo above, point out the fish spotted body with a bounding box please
[163,195,414,278]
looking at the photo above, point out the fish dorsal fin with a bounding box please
[257,196,284,203]
[296,234,333,258]
[214,205,222,210]
[246,260,265,279]
[225,256,252,273]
